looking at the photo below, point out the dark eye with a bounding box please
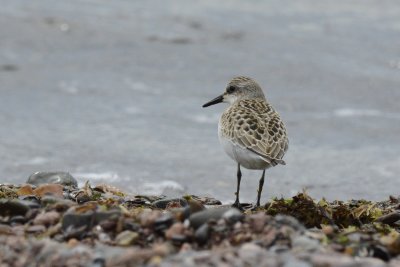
[227,86,236,93]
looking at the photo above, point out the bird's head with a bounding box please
[202,76,265,108]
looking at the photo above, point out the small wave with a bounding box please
[140,180,185,196]
[73,172,120,187]
[333,108,400,119]
[333,108,381,117]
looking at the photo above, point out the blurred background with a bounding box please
[1,0,400,203]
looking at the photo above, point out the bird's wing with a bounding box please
[221,99,288,165]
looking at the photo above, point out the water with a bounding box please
[1,0,400,203]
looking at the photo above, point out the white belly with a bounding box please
[218,124,270,170]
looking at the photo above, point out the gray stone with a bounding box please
[194,223,210,245]
[62,209,121,231]
[27,171,78,187]
[275,215,306,231]
[154,212,174,232]
[189,206,231,229]
[115,230,139,246]
[0,199,31,217]
[222,208,243,225]
[292,235,321,253]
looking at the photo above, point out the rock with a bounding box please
[154,213,174,232]
[152,198,188,209]
[189,206,231,229]
[356,257,387,267]
[171,234,187,246]
[16,185,35,196]
[248,213,269,233]
[140,210,162,227]
[123,220,141,232]
[17,197,41,209]
[292,235,321,253]
[0,199,30,216]
[238,243,274,266]
[34,184,64,198]
[115,230,139,246]
[274,215,306,232]
[369,245,391,262]
[18,194,40,204]
[222,208,243,225]
[165,222,185,240]
[194,223,210,246]
[41,196,76,211]
[61,207,121,231]
[26,224,46,234]
[27,171,78,187]
[33,211,61,226]
[311,253,358,267]
[9,215,27,225]
[0,224,14,235]
[282,254,312,267]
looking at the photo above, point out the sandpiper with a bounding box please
[202,76,288,208]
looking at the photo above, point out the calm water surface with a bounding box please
[1,0,400,203]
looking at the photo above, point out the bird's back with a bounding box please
[219,98,288,168]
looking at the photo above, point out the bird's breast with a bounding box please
[218,122,271,170]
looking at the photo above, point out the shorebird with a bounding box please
[202,76,288,209]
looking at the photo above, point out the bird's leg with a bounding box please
[232,163,242,209]
[256,170,266,208]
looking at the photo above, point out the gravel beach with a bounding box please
[1,172,400,266]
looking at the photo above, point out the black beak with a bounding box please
[202,94,224,108]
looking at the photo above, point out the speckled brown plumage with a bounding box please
[220,98,288,167]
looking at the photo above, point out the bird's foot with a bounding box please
[232,200,243,211]
[250,202,262,211]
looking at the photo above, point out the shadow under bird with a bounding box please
[202,76,289,209]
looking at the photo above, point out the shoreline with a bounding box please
[0,173,400,266]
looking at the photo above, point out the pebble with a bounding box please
[165,222,185,240]
[115,230,139,246]
[16,184,35,196]
[0,199,30,216]
[0,224,14,235]
[140,210,162,227]
[2,180,400,266]
[41,196,76,210]
[189,207,231,229]
[194,223,210,245]
[26,224,46,234]
[9,215,27,225]
[292,235,322,253]
[33,211,61,226]
[154,213,174,232]
[61,208,121,231]
[222,208,244,225]
[34,184,64,198]
[27,171,78,187]
[248,213,269,233]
